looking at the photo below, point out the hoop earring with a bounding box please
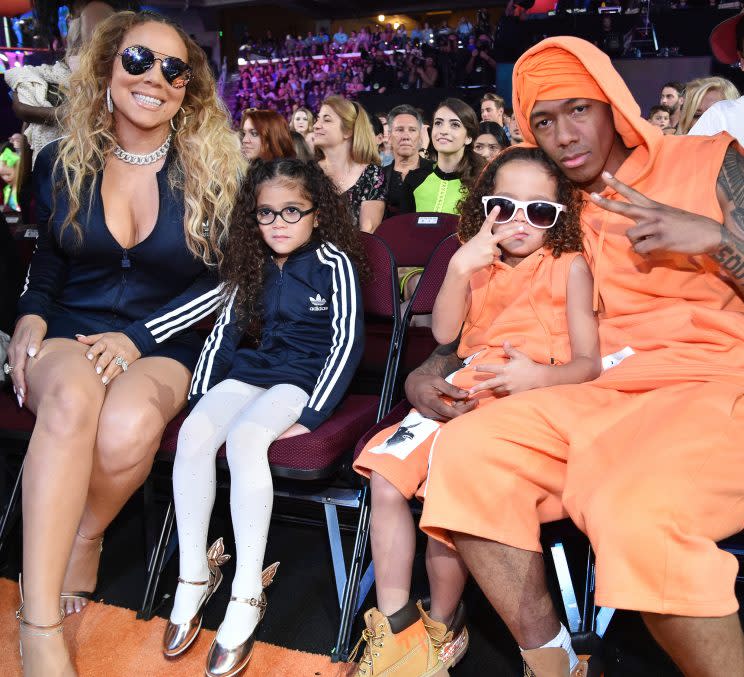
[106,86,113,114]
[170,107,186,132]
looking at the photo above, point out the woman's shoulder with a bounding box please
[34,137,65,173]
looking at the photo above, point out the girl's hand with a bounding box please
[6,314,47,407]
[451,206,525,277]
[277,423,311,439]
[76,332,141,385]
[468,341,548,396]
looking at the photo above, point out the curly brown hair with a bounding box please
[220,158,366,340]
[457,146,584,258]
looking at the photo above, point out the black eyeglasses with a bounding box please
[256,206,316,225]
[118,45,192,89]
[482,196,565,229]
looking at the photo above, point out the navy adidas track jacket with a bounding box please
[189,240,364,431]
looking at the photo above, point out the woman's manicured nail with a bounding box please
[27,347,36,357]
[12,385,16,394]
[96,366,102,374]
[87,353,93,360]
[17,395,23,408]
[75,334,85,339]
[591,192,600,200]
[19,388,24,398]
[101,376,109,385]
[602,171,613,179]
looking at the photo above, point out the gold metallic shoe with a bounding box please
[162,538,232,658]
[205,562,279,677]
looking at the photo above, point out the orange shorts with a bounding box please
[420,380,744,617]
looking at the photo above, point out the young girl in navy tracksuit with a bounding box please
[164,158,365,676]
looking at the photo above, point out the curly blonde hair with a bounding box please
[55,10,245,264]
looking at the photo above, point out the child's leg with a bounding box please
[218,383,309,647]
[426,537,468,626]
[170,379,266,623]
[370,471,416,616]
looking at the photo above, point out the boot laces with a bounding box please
[349,625,385,675]
[421,615,452,653]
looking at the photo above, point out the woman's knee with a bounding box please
[34,378,103,439]
[95,406,163,475]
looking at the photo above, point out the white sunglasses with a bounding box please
[482,195,566,229]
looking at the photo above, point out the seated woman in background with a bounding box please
[240,109,296,162]
[5,11,244,675]
[677,76,739,135]
[401,98,486,215]
[313,95,387,232]
[473,120,510,163]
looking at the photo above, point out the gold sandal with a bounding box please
[60,531,103,614]
[205,562,279,677]
[162,538,231,658]
[17,575,66,667]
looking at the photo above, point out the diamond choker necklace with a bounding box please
[113,134,172,165]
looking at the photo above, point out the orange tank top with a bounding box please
[457,248,581,371]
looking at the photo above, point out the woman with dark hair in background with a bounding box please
[240,109,296,162]
[473,120,510,162]
[401,97,486,215]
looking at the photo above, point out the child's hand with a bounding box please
[468,341,548,396]
[277,423,311,439]
[451,205,525,277]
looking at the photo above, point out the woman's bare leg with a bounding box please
[21,338,106,676]
[60,356,190,614]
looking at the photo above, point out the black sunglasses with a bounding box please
[118,45,192,89]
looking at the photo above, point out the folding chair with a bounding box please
[136,233,405,666]
[374,212,459,268]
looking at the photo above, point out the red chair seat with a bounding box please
[158,394,380,478]
[0,390,35,438]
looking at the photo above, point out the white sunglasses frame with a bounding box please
[481,195,566,229]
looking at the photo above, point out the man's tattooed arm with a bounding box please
[713,146,744,289]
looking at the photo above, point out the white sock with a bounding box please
[522,624,578,671]
[215,383,308,648]
[170,380,267,624]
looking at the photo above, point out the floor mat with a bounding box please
[0,579,351,677]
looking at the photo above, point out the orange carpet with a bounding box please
[0,579,353,676]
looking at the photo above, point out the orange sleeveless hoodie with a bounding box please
[513,37,744,392]
[453,248,581,391]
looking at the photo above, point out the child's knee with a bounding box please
[370,471,408,506]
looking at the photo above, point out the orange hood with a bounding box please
[512,36,663,187]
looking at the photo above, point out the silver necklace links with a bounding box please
[113,134,172,166]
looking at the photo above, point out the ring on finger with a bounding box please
[114,355,129,372]
[3,363,13,375]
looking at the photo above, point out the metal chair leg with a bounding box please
[0,457,24,557]
[331,484,371,662]
[138,500,174,620]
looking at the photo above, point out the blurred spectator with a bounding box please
[476,8,491,35]
[677,76,740,134]
[290,131,314,161]
[648,105,672,129]
[364,48,394,93]
[481,93,505,125]
[507,112,524,143]
[314,96,386,232]
[473,121,510,162]
[333,26,348,50]
[457,16,474,39]
[466,34,497,87]
[421,22,435,45]
[289,107,315,137]
[415,55,440,88]
[240,109,296,162]
[376,113,393,166]
[383,105,434,218]
[660,81,685,131]
[0,148,21,212]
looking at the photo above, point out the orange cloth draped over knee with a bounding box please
[419,36,744,618]
[353,250,581,500]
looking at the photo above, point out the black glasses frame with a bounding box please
[256,206,317,225]
[118,45,192,89]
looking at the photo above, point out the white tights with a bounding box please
[171,379,308,647]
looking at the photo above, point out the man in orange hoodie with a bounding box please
[408,36,744,676]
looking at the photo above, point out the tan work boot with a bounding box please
[522,647,589,677]
[417,601,469,670]
[350,601,447,676]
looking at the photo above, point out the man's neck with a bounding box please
[670,108,681,128]
[585,137,633,194]
[394,153,419,174]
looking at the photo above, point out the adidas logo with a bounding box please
[309,293,328,312]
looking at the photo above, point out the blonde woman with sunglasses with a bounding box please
[5,11,244,675]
